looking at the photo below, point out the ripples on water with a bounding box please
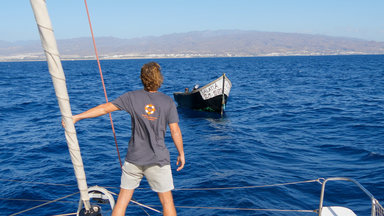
[1,55,384,215]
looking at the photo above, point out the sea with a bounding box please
[1,55,384,216]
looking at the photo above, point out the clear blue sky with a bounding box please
[2,0,384,42]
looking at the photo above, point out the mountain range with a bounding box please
[1,30,384,61]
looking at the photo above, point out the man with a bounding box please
[70,62,185,216]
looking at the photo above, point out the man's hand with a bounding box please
[169,122,185,171]
[61,116,77,128]
[176,154,185,171]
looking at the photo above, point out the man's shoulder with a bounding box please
[157,91,172,98]
[122,90,174,102]
[157,92,176,104]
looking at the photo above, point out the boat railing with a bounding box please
[318,177,384,216]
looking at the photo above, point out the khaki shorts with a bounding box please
[120,161,174,193]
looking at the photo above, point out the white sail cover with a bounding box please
[30,0,90,210]
[199,75,232,100]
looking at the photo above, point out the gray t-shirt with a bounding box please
[112,89,179,166]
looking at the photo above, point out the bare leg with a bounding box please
[158,191,177,216]
[112,188,134,216]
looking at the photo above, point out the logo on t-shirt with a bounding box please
[145,104,156,115]
[143,104,158,121]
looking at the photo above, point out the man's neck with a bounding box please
[145,89,158,93]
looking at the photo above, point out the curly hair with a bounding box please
[140,62,164,91]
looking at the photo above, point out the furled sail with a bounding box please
[29,0,91,211]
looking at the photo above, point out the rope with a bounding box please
[0,178,323,191]
[1,196,317,214]
[131,199,162,213]
[107,190,162,213]
[0,178,77,187]
[171,205,317,213]
[0,197,76,204]
[83,0,122,168]
[9,192,80,216]
[144,204,316,213]
[173,178,323,191]
[2,178,325,215]
[0,197,162,214]
[51,213,77,216]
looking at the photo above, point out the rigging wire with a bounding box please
[3,196,317,215]
[2,197,161,215]
[0,178,324,191]
[83,0,122,168]
[52,213,77,216]
[1,197,318,215]
[155,205,317,213]
[0,178,77,187]
[173,178,323,191]
[8,192,80,216]
[2,178,324,214]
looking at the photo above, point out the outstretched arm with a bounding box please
[169,122,185,171]
[72,102,120,124]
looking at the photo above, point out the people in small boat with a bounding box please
[68,62,185,216]
[185,87,189,93]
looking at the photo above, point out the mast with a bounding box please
[220,74,226,116]
[29,0,91,211]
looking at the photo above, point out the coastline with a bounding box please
[1,52,383,63]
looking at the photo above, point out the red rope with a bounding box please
[84,0,123,168]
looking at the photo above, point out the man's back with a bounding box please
[112,89,179,166]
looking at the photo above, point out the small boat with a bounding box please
[173,74,232,114]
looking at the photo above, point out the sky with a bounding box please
[1,0,384,42]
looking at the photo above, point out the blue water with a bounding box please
[1,55,384,216]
